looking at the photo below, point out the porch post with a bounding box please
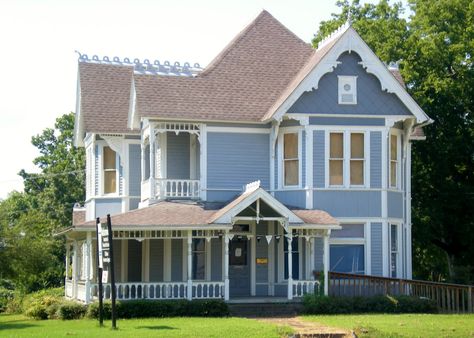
[72,240,78,299]
[224,232,229,301]
[85,232,92,303]
[187,230,193,300]
[323,234,329,296]
[287,232,293,300]
[65,243,70,297]
[309,238,315,280]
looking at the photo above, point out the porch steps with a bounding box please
[228,302,304,318]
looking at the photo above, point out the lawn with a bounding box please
[0,314,292,338]
[303,313,474,338]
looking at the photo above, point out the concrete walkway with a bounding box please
[257,317,354,338]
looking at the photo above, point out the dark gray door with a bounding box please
[229,239,250,297]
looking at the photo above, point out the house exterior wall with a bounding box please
[167,132,190,179]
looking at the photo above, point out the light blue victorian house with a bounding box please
[65,10,431,303]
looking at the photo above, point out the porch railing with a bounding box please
[327,271,474,313]
[156,179,200,199]
[90,281,224,301]
[292,280,320,298]
[65,279,73,298]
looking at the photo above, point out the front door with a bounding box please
[229,238,250,297]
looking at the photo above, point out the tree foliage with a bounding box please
[0,113,85,291]
[313,0,474,282]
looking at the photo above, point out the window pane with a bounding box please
[351,133,364,158]
[329,160,343,185]
[104,171,116,194]
[350,160,364,185]
[391,252,397,277]
[331,224,365,238]
[103,146,116,169]
[391,224,398,251]
[390,162,397,187]
[284,133,298,159]
[192,252,205,279]
[330,244,365,274]
[330,133,343,158]
[391,135,397,161]
[284,160,299,186]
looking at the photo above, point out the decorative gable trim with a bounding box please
[271,27,430,123]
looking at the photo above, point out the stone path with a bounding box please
[257,317,354,338]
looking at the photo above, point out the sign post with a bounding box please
[95,218,104,327]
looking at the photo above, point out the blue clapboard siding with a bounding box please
[211,239,222,281]
[113,240,122,282]
[256,223,268,283]
[313,191,381,217]
[129,144,141,196]
[274,145,278,189]
[314,237,324,271]
[95,198,122,218]
[302,130,306,187]
[371,223,383,276]
[167,132,190,179]
[207,132,270,190]
[388,191,403,218]
[128,240,142,282]
[370,131,382,188]
[171,239,183,282]
[149,239,164,282]
[129,198,140,211]
[309,117,385,126]
[207,190,240,203]
[313,130,325,188]
[288,52,412,116]
[274,190,306,209]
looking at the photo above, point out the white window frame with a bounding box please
[278,128,303,189]
[326,130,369,188]
[338,75,357,105]
[329,222,367,275]
[99,144,120,196]
[389,222,402,278]
[389,130,402,190]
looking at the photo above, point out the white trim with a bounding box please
[290,113,413,120]
[365,222,372,275]
[389,221,403,278]
[338,75,357,105]
[406,142,413,279]
[142,239,150,282]
[250,222,256,296]
[74,71,84,147]
[206,237,212,281]
[305,127,314,209]
[389,129,402,190]
[268,221,275,295]
[190,134,197,180]
[279,130,303,189]
[206,126,270,134]
[382,221,389,276]
[199,124,207,201]
[271,28,430,123]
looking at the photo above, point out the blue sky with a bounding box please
[0,0,389,199]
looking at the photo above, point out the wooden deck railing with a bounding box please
[326,271,473,313]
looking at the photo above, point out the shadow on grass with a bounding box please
[0,321,38,331]
[136,325,177,331]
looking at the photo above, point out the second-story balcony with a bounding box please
[156,179,200,199]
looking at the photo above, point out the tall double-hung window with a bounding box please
[390,223,400,277]
[390,134,400,188]
[283,133,299,186]
[329,132,365,186]
[103,146,117,194]
[330,224,365,274]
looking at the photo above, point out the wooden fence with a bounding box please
[327,271,473,313]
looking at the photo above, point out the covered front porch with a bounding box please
[65,182,339,303]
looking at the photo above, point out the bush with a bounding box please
[87,299,229,319]
[21,287,64,320]
[302,294,438,314]
[56,301,87,320]
[24,304,48,320]
[0,287,15,313]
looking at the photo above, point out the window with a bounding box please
[192,239,205,280]
[390,224,399,278]
[329,132,366,187]
[283,133,299,186]
[284,237,299,279]
[329,133,344,185]
[338,76,357,104]
[390,134,399,188]
[330,224,365,274]
[103,146,117,194]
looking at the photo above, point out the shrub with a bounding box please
[0,287,15,313]
[87,299,229,319]
[302,294,438,314]
[22,287,64,319]
[24,304,48,320]
[57,301,87,320]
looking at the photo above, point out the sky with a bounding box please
[0,0,387,199]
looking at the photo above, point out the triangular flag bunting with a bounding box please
[228,234,235,241]
[266,235,273,244]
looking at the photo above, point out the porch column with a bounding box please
[85,232,92,303]
[65,243,70,297]
[149,126,156,199]
[187,230,193,300]
[224,232,229,301]
[323,234,329,296]
[309,238,315,280]
[72,240,78,299]
[287,232,293,300]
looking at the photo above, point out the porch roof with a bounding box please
[73,193,338,230]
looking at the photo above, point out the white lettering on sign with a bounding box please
[102,270,108,283]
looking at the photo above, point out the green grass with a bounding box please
[303,313,474,338]
[0,314,293,338]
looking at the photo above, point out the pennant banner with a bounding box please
[265,235,273,244]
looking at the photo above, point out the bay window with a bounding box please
[283,132,299,186]
[390,223,400,278]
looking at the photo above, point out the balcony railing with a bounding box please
[156,179,200,199]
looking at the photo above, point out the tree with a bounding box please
[313,0,474,282]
